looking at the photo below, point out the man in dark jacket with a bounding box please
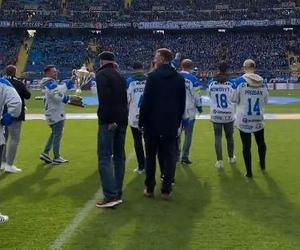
[2,65,31,173]
[96,51,128,208]
[139,48,186,200]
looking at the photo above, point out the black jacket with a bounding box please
[6,76,31,121]
[96,63,128,126]
[139,64,186,137]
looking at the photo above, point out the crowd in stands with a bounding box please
[0,31,24,70]
[93,31,290,76]
[1,0,61,11]
[66,0,123,11]
[0,0,299,23]
[18,30,292,79]
[26,32,90,79]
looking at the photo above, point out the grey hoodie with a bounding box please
[40,77,69,125]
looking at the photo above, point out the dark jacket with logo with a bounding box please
[139,64,186,137]
[6,76,31,121]
[96,63,128,126]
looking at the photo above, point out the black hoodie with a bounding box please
[139,64,186,137]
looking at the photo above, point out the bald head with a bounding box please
[181,59,193,72]
[243,59,256,73]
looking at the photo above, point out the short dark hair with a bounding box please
[99,51,115,61]
[44,65,56,74]
[5,65,17,77]
[156,48,173,63]
[219,62,229,74]
[132,62,143,70]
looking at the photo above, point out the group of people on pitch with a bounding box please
[93,49,268,208]
[0,49,268,221]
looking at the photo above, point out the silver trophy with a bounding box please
[72,65,95,96]
[69,65,95,107]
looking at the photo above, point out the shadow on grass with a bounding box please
[0,163,58,203]
[51,170,99,206]
[219,165,300,245]
[66,166,211,250]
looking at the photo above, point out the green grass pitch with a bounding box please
[0,91,300,249]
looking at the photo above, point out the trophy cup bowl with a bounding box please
[70,65,95,107]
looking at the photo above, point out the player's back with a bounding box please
[233,75,268,133]
[208,79,235,123]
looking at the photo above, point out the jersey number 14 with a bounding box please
[247,98,261,116]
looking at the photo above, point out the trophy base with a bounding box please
[69,95,85,107]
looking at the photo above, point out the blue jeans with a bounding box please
[43,120,64,159]
[98,124,127,199]
[181,119,195,161]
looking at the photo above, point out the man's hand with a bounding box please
[68,95,84,107]
[108,123,118,131]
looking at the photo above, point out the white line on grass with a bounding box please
[27,113,300,121]
[49,151,135,250]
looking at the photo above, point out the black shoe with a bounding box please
[40,153,52,164]
[245,173,253,178]
[144,188,154,198]
[181,159,192,165]
[260,162,266,170]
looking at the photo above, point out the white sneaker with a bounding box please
[229,156,236,164]
[5,165,22,173]
[0,213,9,224]
[0,162,6,170]
[53,157,69,164]
[215,160,224,169]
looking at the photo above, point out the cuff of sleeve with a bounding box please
[63,95,70,104]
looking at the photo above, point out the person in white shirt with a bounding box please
[0,77,22,224]
[208,62,236,169]
[179,59,203,165]
[231,59,268,178]
[127,62,147,174]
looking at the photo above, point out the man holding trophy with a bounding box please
[39,65,84,165]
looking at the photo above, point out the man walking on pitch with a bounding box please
[232,59,268,177]
[208,62,236,169]
[179,59,203,165]
[40,65,75,164]
[127,62,147,174]
[0,77,22,224]
[2,65,31,173]
[96,52,128,208]
[139,48,186,200]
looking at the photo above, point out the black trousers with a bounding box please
[144,134,177,194]
[131,127,145,170]
[239,129,267,176]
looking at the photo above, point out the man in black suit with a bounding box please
[139,48,186,200]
